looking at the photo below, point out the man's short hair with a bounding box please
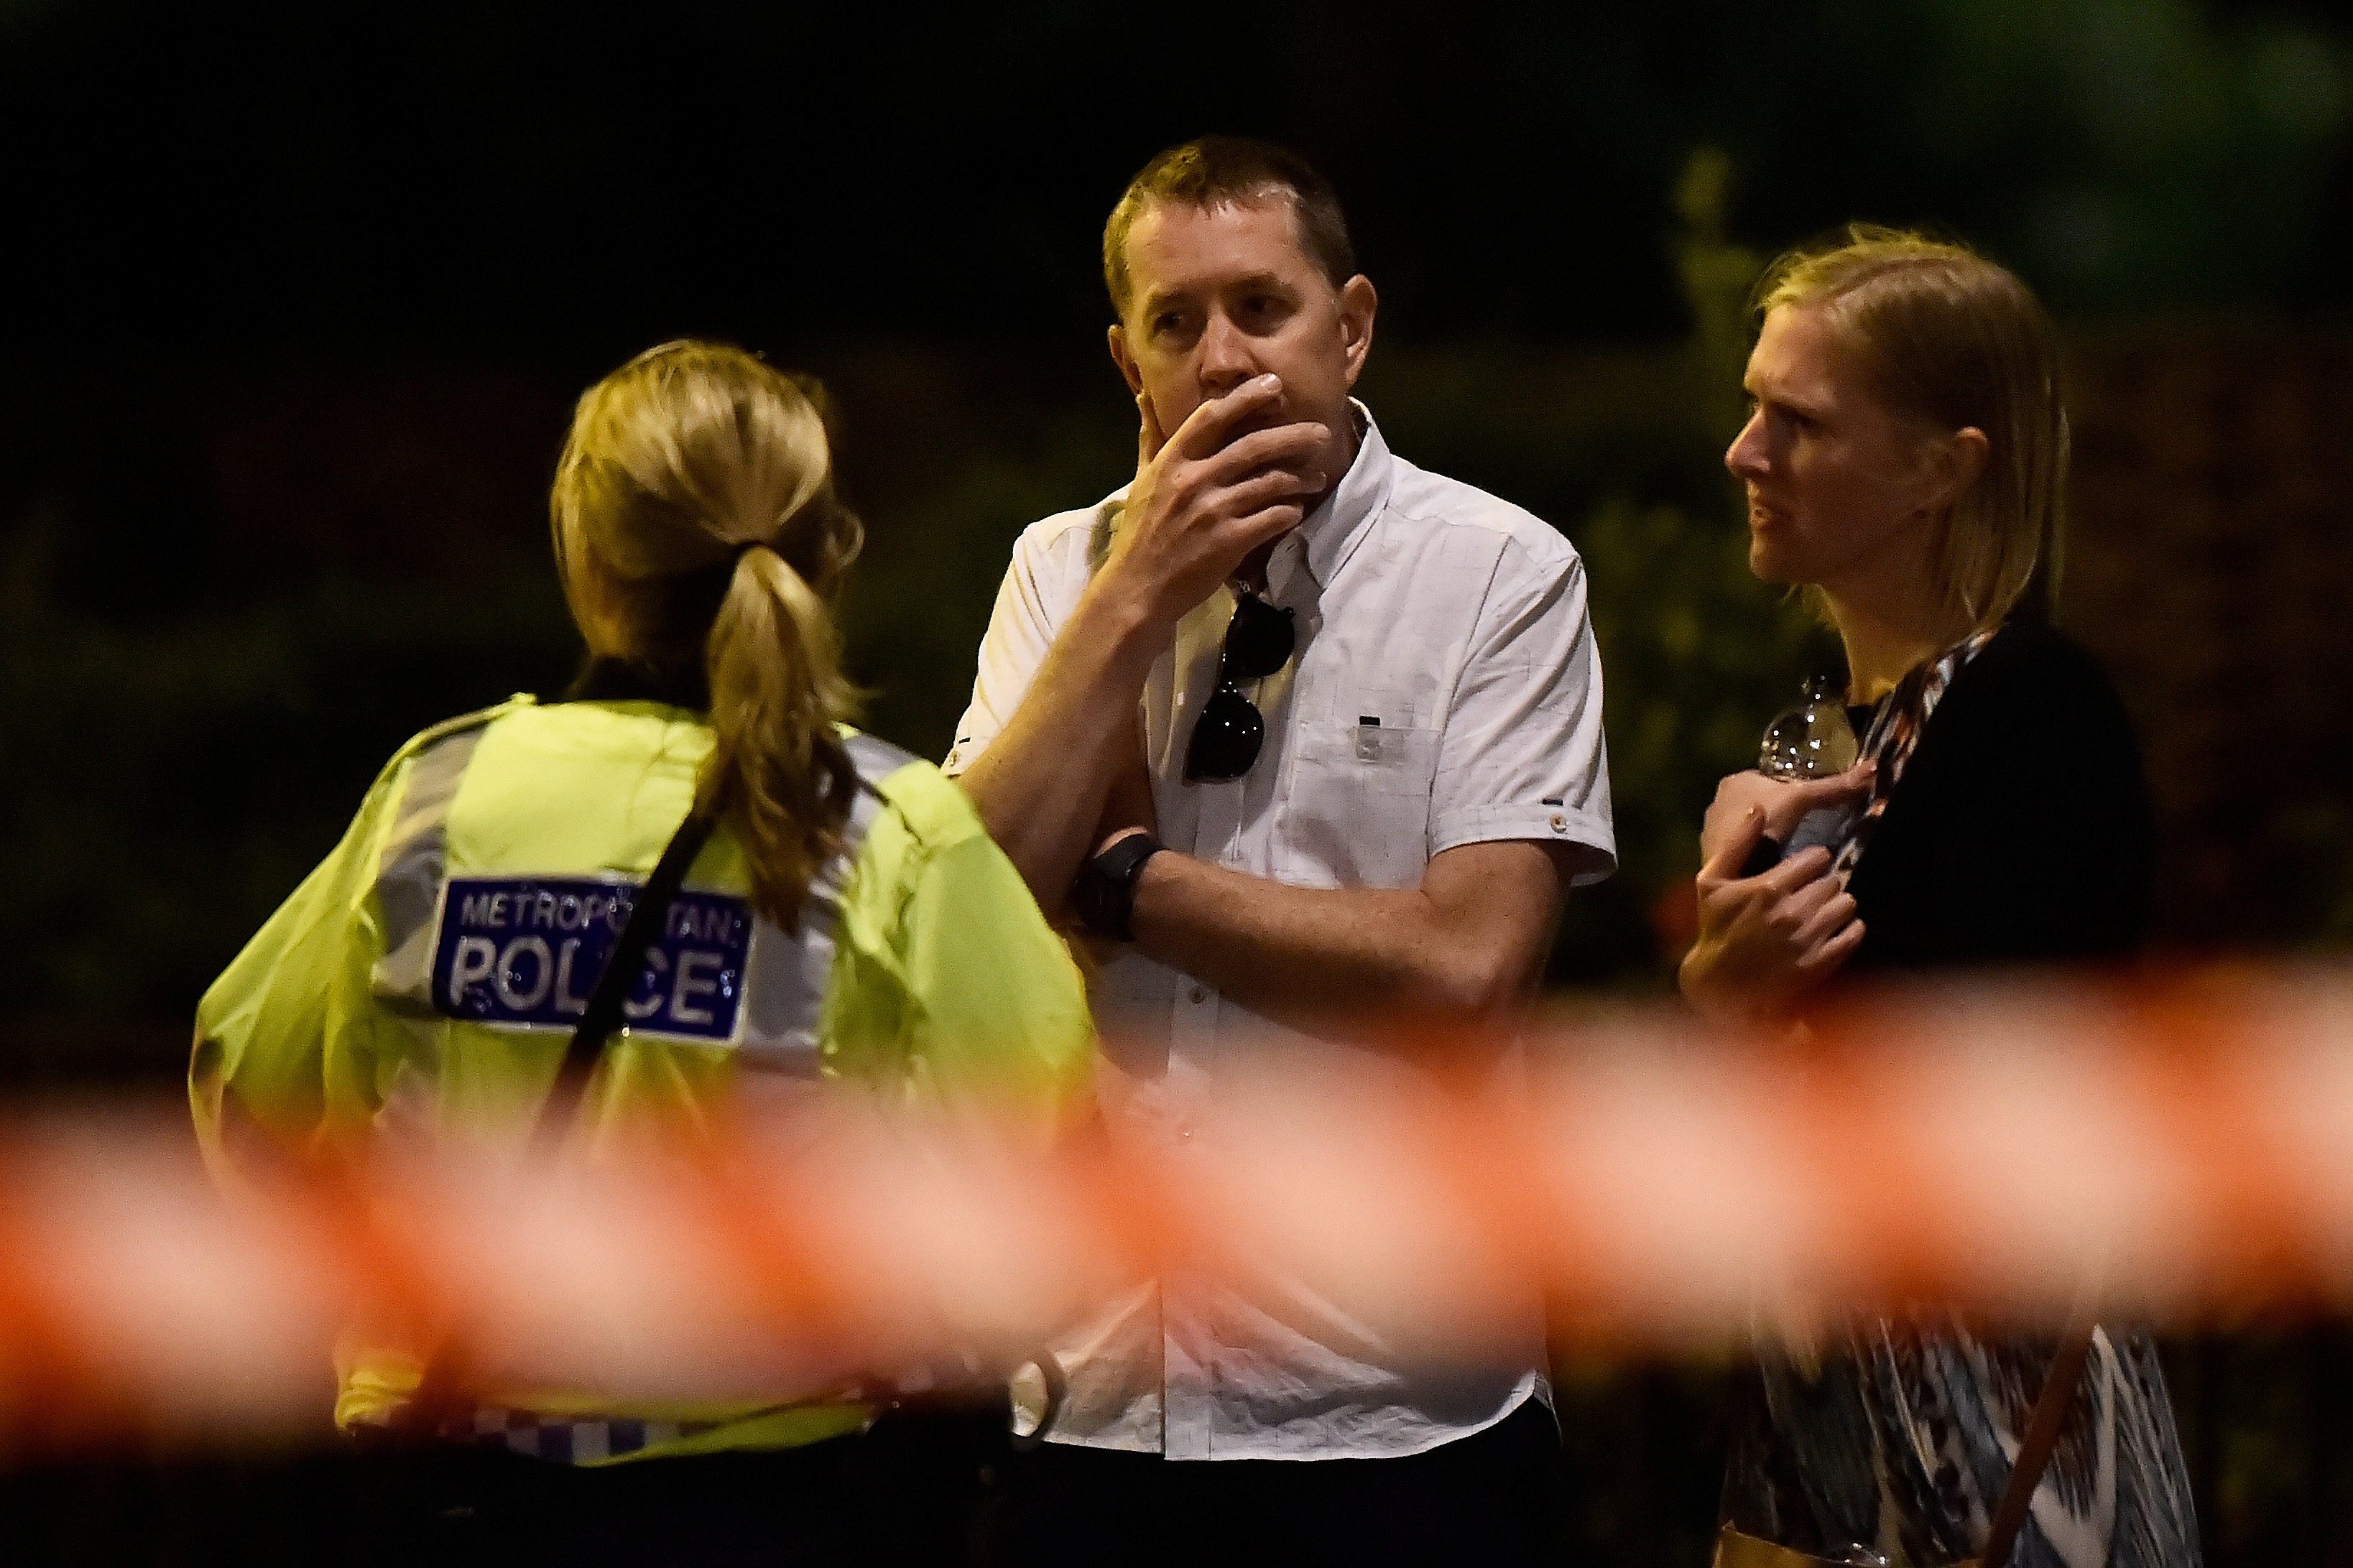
[1102,136,1356,319]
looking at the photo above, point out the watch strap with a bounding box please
[1075,832,1165,941]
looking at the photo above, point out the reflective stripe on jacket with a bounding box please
[193,697,1091,1462]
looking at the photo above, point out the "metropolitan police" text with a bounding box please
[429,876,752,1042]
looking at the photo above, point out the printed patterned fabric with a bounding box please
[1721,1317,2201,1568]
[1828,628,1999,889]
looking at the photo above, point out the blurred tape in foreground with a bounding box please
[3,964,2347,1449]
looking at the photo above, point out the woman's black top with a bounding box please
[1843,619,2154,975]
[1721,623,2200,1566]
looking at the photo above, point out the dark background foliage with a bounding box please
[2,0,2350,1559]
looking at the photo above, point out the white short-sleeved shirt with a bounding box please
[944,405,1615,1460]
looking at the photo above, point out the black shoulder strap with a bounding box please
[405,808,711,1437]
[530,809,714,1151]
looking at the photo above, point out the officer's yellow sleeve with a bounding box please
[824,761,1093,1123]
[898,829,1095,1113]
[190,757,408,1185]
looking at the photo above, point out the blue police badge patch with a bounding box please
[430,876,750,1042]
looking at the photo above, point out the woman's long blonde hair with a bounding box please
[1757,226,2068,633]
[551,340,864,929]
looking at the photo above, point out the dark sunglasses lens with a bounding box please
[1185,685,1265,781]
[1224,595,1295,679]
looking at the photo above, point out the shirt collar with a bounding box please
[1269,400,1391,600]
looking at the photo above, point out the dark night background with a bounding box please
[3,0,2352,1560]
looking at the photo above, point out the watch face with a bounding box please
[1073,853,1122,940]
[1077,870,1109,928]
[1078,835,1157,941]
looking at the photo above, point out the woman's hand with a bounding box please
[1679,805,1865,1026]
[1699,761,1875,866]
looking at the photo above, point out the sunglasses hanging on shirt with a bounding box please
[1183,588,1297,783]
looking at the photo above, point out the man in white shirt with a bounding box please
[946,137,1614,1563]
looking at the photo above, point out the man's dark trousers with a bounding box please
[984,1395,1571,1565]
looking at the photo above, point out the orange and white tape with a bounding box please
[2,964,2349,1449]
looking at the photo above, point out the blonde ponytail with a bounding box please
[550,340,866,929]
[701,544,861,929]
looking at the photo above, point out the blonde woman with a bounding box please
[193,341,1091,1564]
[1680,234,2198,1567]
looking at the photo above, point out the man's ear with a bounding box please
[1337,276,1377,389]
[1107,323,1145,396]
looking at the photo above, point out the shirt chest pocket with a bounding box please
[1278,687,1441,889]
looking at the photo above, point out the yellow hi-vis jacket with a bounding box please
[191,695,1093,1465]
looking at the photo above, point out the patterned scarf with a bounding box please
[1828,626,2001,886]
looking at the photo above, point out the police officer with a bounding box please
[190,340,1092,1564]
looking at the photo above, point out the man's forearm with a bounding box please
[1127,841,1566,1037]
[955,580,1164,917]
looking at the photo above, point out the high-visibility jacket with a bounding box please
[191,694,1092,1464]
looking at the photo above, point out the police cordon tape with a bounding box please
[3,963,2349,1449]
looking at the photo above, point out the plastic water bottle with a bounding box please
[1758,675,1862,855]
[1760,674,1859,781]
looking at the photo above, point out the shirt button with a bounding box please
[1549,812,1568,833]
[1188,985,1208,1004]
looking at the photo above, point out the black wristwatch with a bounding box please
[1072,832,1165,941]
